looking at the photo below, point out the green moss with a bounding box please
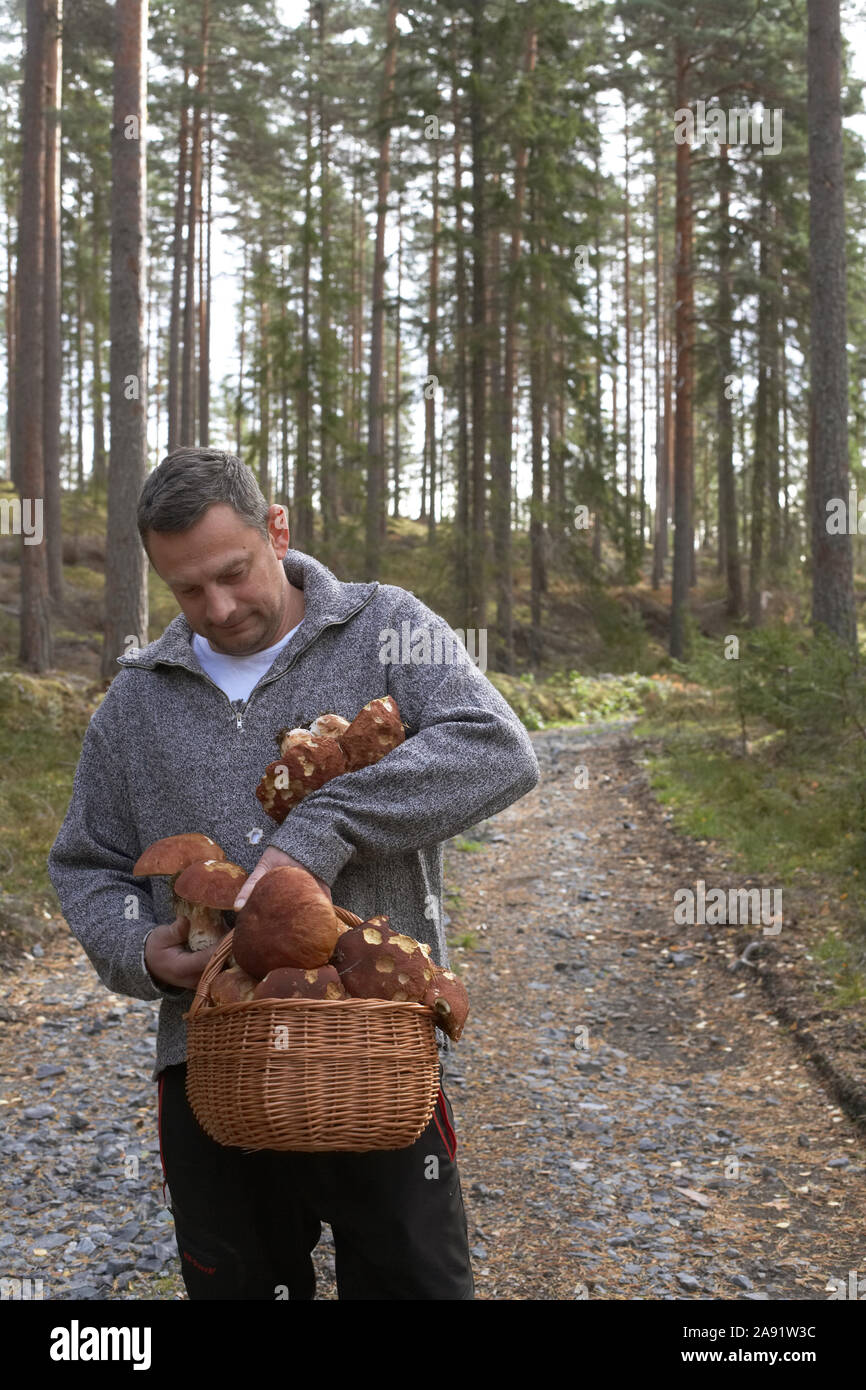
[0,673,99,905]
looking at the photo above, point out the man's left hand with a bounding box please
[232,846,333,911]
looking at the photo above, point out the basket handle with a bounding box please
[186,903,363,1020]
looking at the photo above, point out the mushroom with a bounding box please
[172,859,248,952]
[332,921,436,1002]
[422,967,470,1041]
[256,733,348,825]
[252,964,346,1000]
[232,865,340,976]
[132,833,227,945]
[339,696,406,773]
[309,713,350,739]
[210,964,259,1006]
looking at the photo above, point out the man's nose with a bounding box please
[205,588,238,626]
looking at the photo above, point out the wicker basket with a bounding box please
[184,906,441,1152]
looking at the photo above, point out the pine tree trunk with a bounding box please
[363,0,398,578]
[639,227,647,558]
[42,0,62,601]
[91,186,107,492]
[425,133,440,539]
[317,0,337,546]
[102,0,148,681]
[468,0,487,628]
[670,40,694,660]
[767,201,782,571]
[623,114,633,577]
[181,0,208,446]
[259,291,270,500]
[167,70,189,453]
[592,121,604,566]
[498,25,534,669]
[296,18,314,552]
[489,168,510,671]
[528,182,546,668]
[392,168,403,520]
[651,140,666,589]
[198,99,212,444]
[75,192,85,491]
[5,119,17,486]
[452,26,470,625]
[717,143,742,616]
[17,0,52,670]
[236,241,247,456]
[748,159,771,628]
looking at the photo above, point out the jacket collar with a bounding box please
[116,549,379,676]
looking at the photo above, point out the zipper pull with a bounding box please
[233,699,245,732]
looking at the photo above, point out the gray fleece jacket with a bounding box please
[47,548,540,1082]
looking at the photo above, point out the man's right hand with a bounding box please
[144,917,220,991]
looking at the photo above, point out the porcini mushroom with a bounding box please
[422,967,470,1041]
[172,859,248,952]
[256,733,348,825]
[332,922,436,1002]
[252,964,346,1000]
[132,834,228,947]
[309,713,350,739]
[339,696,406,772]
[210,964,259,1007]
[133,833,225,879]
[232,865,340,976]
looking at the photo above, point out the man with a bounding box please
[48,447,540,1301]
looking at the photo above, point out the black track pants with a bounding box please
[156,1062,475,1301]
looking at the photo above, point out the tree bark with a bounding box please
[452,22,470,624]
[317,0,337,549]
[17,0,52,670]
[424,130,440,539]
[167,69,189,453]
[748,158,771,628]
[181,0,208,446]
[102,0,149,681]
[716,142,742,616]
[468,0,487,628]
[670,41,694,659]
[295,12,314,551]
[198,97,212,444]
[363,0,398,578]
[42,0,62,601]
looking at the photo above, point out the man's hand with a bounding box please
[144,917,221,991]
[232,846,332,911]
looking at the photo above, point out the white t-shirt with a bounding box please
[191,622,303,703]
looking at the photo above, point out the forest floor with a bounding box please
[1,721,865,1300]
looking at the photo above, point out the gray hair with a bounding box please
[137,447,271,552]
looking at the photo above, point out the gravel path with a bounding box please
[1,722,864,1300]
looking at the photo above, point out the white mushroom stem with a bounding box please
[174,896,226,952]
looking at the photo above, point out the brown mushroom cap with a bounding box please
[256,735,348,824]
[133,833,225,877]
[332,923,434,1002]
[253,964,346,1001]
[423,968,470,1041]
[173,860,248,909]
[232,866,339,976]
[340,695,406,773]
[210,964,258,1007]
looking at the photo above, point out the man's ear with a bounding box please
[267,504,290,559]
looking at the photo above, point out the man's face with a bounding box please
[145,502,293,656]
